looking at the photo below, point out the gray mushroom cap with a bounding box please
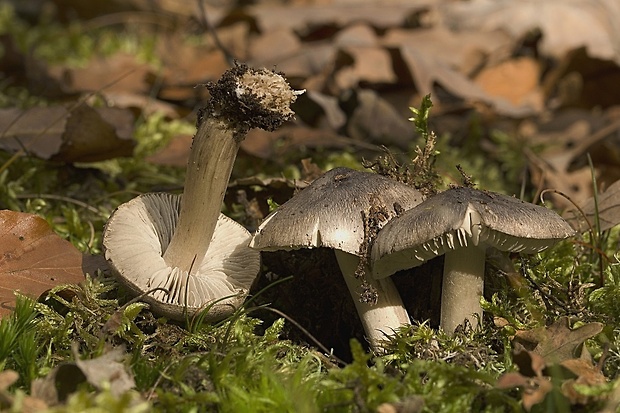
[249,167,425,351]
[249,167,424,254]
[372,187,576,278]
[103,192,260,321]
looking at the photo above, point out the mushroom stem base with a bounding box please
[441,247,485,335]
[335,250,410,352]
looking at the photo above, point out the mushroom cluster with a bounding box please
[371,186,575,335]
[102,63,575,349]
[103,65,303,321]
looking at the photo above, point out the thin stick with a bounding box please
[246,305,347,366]
[196,0,236,65]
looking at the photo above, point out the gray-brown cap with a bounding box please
[103,192,260,321]
[372,186,576,278]
[250,167,424,255]
[371,186,575,334]
[250,167,424,351]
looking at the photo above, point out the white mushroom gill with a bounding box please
[103,193,259,320]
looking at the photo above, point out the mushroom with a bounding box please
[371,186,575,335]
[249,167,424,351]
[103,65,303,321]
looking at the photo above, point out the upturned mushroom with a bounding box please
[103,65,303,321]
[250,167,424,351]
[371,186,575,335]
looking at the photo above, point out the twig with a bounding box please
[196,0,236,65]
[247,305,347,367]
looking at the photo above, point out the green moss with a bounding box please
[0,2,159,67]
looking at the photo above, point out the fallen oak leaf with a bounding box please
[513,317,603,364]
[0,210,86,317]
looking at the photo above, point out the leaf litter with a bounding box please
[1,0,620,410]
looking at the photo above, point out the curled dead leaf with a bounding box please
[0,104,135,162]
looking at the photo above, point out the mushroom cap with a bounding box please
[103,193,260,321]
[249,167,424,255]
[372,187,576,279]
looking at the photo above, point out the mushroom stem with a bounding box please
[163,117,239,274]
[335,250,410,352]
[440,246,485,335]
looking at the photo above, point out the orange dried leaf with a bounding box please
[0,210,86,317]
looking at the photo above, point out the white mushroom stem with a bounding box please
[335,250,410,352]
[163,117,238,274]
[440,246,485,335]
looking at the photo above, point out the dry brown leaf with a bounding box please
[295,90,347,130]
[94,92,180,118]
[382,26,510,76]
[511,342,547,377]
[47,53,153,95]
[513,317,603,364]
[249,28,302,64]
[497,342,605,411]
[0,210,86,317]
[560,358,607,405]
[440,0,620,64]
[148,124,374,167]
[156,34,230,101]
[31,345,136,405]
[377,24,539,115]
[474,57,543,110]
[146,133,193,167]
[396,45,539,117]
[334,46,397,90]
[248,29,335,82]
[259,42,336,86]
[542,48,620,110]
[497,345,554,412]
[74,345,136,396]
[334,23,378,48]
[566,179,620,233]
[0,104,135,162]
[342,89,412,149]
[376,396,425,413]
[523,109,620,208]
[239,125,376,160]
[0,370,48,412]
[248,3,429,34]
